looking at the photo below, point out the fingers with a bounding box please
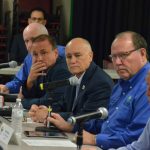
[0,85,9,93]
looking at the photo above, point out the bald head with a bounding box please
[66,38,92,53]
[65,38,93,78]
[23,23,49,52]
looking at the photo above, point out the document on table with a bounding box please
[22,139,76,147]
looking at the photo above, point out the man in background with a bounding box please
[10,7,47,64]
[0,23,48,93]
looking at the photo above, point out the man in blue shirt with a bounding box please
[0,22,65,94]
[109,72,150,150]
[46,31,150,149]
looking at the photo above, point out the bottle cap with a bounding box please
[16,98,21,102]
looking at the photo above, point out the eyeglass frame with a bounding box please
[109,48,141,61]
[30,17,45,22]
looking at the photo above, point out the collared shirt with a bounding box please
[75,73,85,99]
[84,63,150,149]
[5,45,65,93]
[109,118,150,150]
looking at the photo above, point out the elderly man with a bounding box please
[46,31,150,149]
[29,37,113,122]
[109,72,150,150]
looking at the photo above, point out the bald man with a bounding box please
[0,23,48,94]
[29,37,113,122]
[10,7,47,63]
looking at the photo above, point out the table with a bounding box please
[0,116,101,150]
[0,66,119,80]
[0,66,21,75]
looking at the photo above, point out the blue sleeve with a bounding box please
[5,54,31,93]
[85,93,150,149]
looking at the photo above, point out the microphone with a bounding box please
[0,61,18,69]
[40,76,79,90]
[0,93,17,102]
[67,107,108,125]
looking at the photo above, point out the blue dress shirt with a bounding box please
[109,118,150,150]
[83,63,150,149]
[5,45,65,93]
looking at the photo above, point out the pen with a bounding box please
[47,106,52,128]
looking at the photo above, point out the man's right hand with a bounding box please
[28,104,48,123]
[27,62,46,89]
[0,84,9,93]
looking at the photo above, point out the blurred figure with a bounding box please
[10,7,47,63]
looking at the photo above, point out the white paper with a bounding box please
[23,139,76,147]
[0,123,14,145]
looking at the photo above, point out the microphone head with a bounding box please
[98,107,108,119]
[9,61,18,68]
[69,76,80,86]
[67,116,76,125]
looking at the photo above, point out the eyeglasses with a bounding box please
[109,48,140,61]
[30,17,44,22]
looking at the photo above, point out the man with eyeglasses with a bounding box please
[9,7,47,64]
[45,31,150,150]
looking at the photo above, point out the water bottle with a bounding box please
[11,98,23,144]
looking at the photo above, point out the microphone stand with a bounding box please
[76,121,84,150]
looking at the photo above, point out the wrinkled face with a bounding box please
[28,11,46,25]
[111,36,146,80]
[65,43,93,78]
[23,29,40,52]
[31,39,58,69]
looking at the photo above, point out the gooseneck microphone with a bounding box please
[67,107,108,125]
[0,61,18,69]
[40,76,79,90]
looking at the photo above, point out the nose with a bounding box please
[113,56,122,65]
[70,56,77,63]
[37,54,43,61]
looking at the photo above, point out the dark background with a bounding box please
[71,0,150,67]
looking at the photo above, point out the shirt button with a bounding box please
[106,120,109,123]
[122,92,125,95]
[116,107,119,110]
[130,86,132,89]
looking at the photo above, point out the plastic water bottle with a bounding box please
[11,98,23,144]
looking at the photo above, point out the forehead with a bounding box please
[31,11,44,18]
[66,43,89,54]
[111,37,134,53]
[32,39,52,50]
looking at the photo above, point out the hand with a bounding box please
[27,62,46,89]
[0,84,9,93]
[47,113,73,132]
[83,130,96,146]
[81,145,98,150]
[35,105,48,123]
[28,104,39,122]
